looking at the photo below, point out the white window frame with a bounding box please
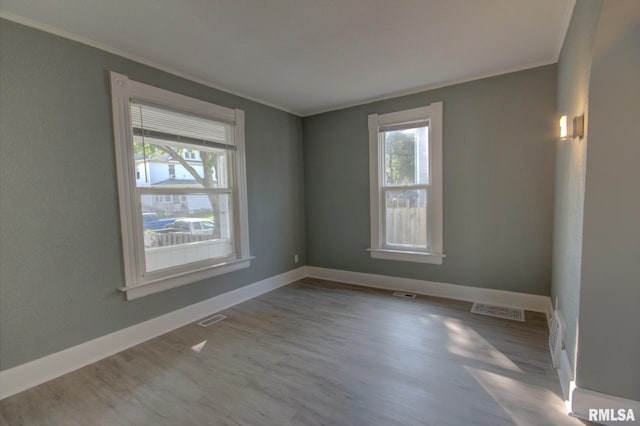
[110,72,251,300]
[367,102,444,264]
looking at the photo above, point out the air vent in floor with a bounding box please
[471,303,524,322]
[198,314,227,327]
[549,309,565,368]
[392,291,416,299]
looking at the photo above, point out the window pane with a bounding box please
[383,126,429,185]
[385,189,427,248]
[134,137,230,189]
[141,193,233,272]
[130,101,232,190]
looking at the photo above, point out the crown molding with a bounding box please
[0,11,300,116]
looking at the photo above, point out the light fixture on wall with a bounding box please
[573,115,584,139]
[559,114,584,139]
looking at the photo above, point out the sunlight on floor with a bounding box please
[465,365,571,426]
[418,316,432,326]
[191,340,207,353]
[437,316,523,373]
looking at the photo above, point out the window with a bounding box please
[367,102,444,264]
[110,72,251,299]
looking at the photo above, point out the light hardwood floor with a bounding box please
[0,279,591,425]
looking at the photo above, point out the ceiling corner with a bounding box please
[553,0,577,62]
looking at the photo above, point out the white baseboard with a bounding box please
[5,262,636,419]
[306,266,552,314]
[0,265,567,402]
[570,385,640,425]
[557,349,574,401]
[0,266,306,400]
[553,345,639,424]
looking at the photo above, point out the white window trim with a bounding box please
[110,72,251,300]
[367,102,444,264]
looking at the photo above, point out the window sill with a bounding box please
[367,248,445,264]
[120,257,253,300]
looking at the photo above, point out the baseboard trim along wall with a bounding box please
[557,348,574,401]
[570,385,640,425]
[0,266,307,400]
[542,319,640,424]
[12,263,640,416]
[306,266,553,314]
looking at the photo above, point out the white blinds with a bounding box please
[130,102,233,149]
[379,120,429,133]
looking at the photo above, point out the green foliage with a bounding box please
[385,130,416,185]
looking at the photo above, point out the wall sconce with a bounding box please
[573,115,584,139]
[559,114,584,139]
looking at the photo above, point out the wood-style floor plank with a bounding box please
[0,278,591,425]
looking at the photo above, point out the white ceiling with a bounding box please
[0,0,574,116]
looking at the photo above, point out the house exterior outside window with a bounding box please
[110,72,251,299]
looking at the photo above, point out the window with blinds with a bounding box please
[110,72,250,299]
[130,101,235,272]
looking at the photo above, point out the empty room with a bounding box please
[0,0,638,425]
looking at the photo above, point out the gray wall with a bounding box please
[303,65,557,295]
[0,19,306,370]
[551,0,602,377]
[577,0,640,401]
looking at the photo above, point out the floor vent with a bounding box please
[471,303,524,322]
[392,291,416,299]
[198,314,226,327]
